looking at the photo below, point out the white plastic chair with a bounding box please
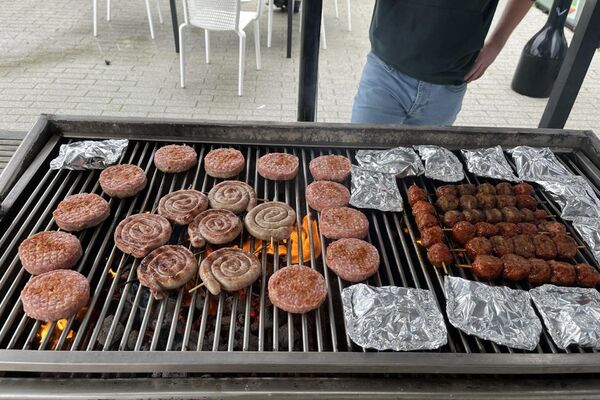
[93,0,163,38]
[179,0,263,96]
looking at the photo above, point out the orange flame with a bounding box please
[36,319,75,346]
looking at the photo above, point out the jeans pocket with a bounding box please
[446,82,467,93]
[369,52,395,74]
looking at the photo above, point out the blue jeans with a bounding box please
[352,52,467,125]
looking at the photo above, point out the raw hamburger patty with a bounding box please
[200,247,261,295]
[305,181,350,211]
[157,189,208,225]
[21,269,90,321]
[138,245,197,300]
[208,180,257,214]
[99,164,147,198]
[188,209,242,248]
[114,214,172,258]
[326,238,380,282]
[244,201,296,241]
[309,155,351,182]
[154,144,198,173]
[204,148,245,178]
[320,207,369,240]
[19,231,82,275]
[53,193,110,232]
[268,265,327,313]
[257,153,299,181]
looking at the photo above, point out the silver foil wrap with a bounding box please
[537,177,600,220]
[414,145,464,182]
[461,146,519,181]
[341,283,447,351]
[355,147,425,177]
[508,146,572,182]
[444,276,542,350]
[572,217,600,265]
[349,165,403,212]
[49,139,128,170]
[530,285,600,349]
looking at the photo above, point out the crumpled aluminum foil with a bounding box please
[537,177,600,220]
[349,165,403,212]
[355,147,425,177]
[508,146,572,182]
[49,139,128,170]
[572,217,600,265]
[444,276,542,350]
[461,146,519,182]
[530,285,600,349]
[414,145,464,182]
[341,283,447,351]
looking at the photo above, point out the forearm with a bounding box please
[488,0,534,48]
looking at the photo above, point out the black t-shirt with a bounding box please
[369,0,499,85]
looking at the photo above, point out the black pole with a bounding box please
[287,0,294,58]
[539,0,600,128]
[297,0,323,122]
[169,0,180,53]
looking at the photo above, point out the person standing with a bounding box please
[351,0,534,125]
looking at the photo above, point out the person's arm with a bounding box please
[464,0,534,82]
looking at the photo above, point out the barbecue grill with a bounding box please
[1,114,600,398]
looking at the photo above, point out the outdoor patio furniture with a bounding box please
[92,0,163,38]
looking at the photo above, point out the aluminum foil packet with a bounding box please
[49,139,128,170]
[444,276,542,350]
[572,217,600,265]
[530,285,600,349]
[355,147,425,177]
[508,146,572,182]
[349,165,403,212]
[414,145,464,182]
[341,283,447,351]
[461,146,519,182]
[537,177,600,220]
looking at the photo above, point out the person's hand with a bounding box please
[464,41,503,83]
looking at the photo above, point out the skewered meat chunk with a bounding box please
[496,195,517,208]
[490,236,514,257]
[452,221,476,245]
[411,200,436,216]
[538,221,567,236]
[462,209,485,224]
[575,263,600,288]
[514,182,535,196]
[472,255,504,280]
[501,254,531,281]
[517,223,538,235]
[520,208,536,222]
[528,258,552,284]
[422,226,445,248]
[456,184,477,196]
[436,185,457,198]
[459,195,478,210]
[427,243,454,267]
[408,184,429,206]
[465,237,492,259]
[496,222,518,238]
[552,234,578,259]
[484,208,503,224]
[533,234,558,260]
[415,212,438,231]
[516,195,537,210]
[442,210,464,228]
[549,260,577,286]
[534,209,549,220]
[501,206,523,223]
[476,193,496,209]
[475,222,499,238]
[512,234,536,258]
[496,182,514,196]
[477,183,496,195]
[435,196,459,212]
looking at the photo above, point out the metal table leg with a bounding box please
[170,0,180,53]
[287,0,293,58]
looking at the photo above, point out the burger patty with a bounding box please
[257,152,299,181]
[244,201,296,241]
[208,180,257,214]
[319,207,369,240]
[157,189,209,225]
[18,231,82,275]
[200,247,261,296]
[188,209,242,248]
[138,245,197,300]
[114,213,172,258]
[204,148,245,178]
[309,155,351,182]
[53,193,110,232]
[99,164,147,198]
[154,144,198,173]
[268,265,327,313]
[305,181,350,212]
[326,238,380,282]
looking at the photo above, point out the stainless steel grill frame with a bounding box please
[1,114,600,375]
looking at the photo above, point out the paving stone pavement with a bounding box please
[0,0,598,137]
